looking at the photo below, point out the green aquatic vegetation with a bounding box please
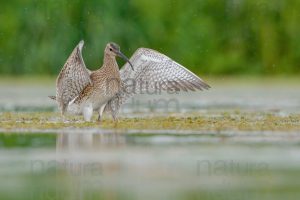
[0,112,300,132]
[0,133,56,148]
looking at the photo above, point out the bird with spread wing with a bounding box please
[50,40,210,122]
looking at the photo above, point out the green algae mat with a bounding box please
[1,111,299,133]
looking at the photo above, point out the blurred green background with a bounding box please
[1,0,300,76]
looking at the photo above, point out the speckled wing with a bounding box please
[105,48,210,119]
[56,40,92,114]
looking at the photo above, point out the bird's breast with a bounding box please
[87,76,120,109]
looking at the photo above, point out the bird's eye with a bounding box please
[109,48,112,51]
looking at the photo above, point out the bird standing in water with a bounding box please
[50,40,210,122]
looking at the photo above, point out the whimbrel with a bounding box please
[50,40,210,122]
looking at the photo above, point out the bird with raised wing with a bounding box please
[50,40,133,122]
[50,40,210,122]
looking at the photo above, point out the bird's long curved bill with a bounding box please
[117,51,134,70]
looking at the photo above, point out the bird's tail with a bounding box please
[48,95,56,100]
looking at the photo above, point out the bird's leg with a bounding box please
[83,103,93,122]
[113,117,119,128]
[62,115,66,122]
[61,110,67,123]
[97,104,107,123]
[109,111,119,128]
[112,114,118,123]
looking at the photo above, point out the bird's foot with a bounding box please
[113,117,119,128]
[97,115,102,124]
[61,115,69,123]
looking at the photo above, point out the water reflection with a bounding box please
[54,131,129,179]
[32,132,130,200]
[56,132,126,151]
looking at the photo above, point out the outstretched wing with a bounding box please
[56,40,92,114]
[105,48,210,119]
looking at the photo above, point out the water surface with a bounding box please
[0,132,299,200]
[0,79,299,199]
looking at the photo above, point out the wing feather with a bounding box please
[105,48,210,118]
[56,40,92,113]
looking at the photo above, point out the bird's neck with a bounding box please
[102,54,119,73]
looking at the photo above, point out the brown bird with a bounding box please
[50,40,210,122]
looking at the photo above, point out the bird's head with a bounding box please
[105,42,134,70]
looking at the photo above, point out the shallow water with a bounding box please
[1,79,300,113]
[0,79,300,199]
[1,132,300,200]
